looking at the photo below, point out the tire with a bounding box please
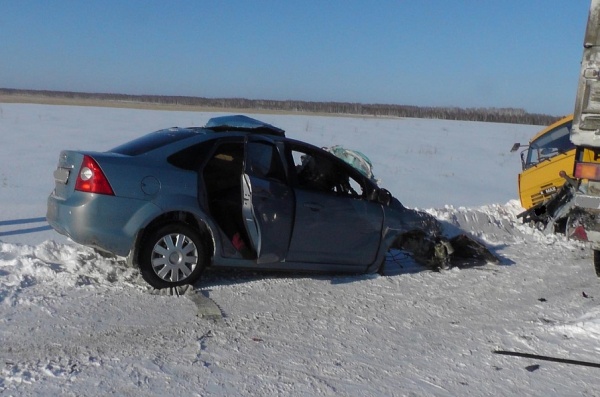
[139,223,207,289]
[594,250,600,278]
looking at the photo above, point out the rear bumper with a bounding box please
[46,191,157,256]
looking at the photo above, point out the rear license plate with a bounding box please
[54,167,71,184]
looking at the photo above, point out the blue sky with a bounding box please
[0,1,591,115]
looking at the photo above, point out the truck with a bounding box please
[570,0,600,275]
[512,114,576,231]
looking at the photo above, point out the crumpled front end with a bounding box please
[382,198,499,271]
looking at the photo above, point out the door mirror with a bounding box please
[371,188,392,205]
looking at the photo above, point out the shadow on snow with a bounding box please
[0,217,51,237]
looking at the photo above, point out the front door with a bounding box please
[285,144,384,267]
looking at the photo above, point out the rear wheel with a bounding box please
[139,223,207,289]
[594,250,600,277]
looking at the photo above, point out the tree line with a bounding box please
[0,88,559,126]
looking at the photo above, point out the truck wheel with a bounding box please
[139,223,207,289]
[594,250,600,277]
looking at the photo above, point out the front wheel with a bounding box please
[594,250,600,277]
[139,223,207,289]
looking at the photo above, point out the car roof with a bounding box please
[204,115,285,137]
[109,115,286,156]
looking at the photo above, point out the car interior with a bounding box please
[203,141,256,258]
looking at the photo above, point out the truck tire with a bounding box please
[594,250,600,277]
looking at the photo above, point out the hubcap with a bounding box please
[169,252,182,264]
[151,233,198,282]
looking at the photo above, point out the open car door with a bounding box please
[241,137,294,263]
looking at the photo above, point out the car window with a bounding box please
[290,147,364,197]
[110,128,199,156]
[525,122,574,168]
[168,140,215,170]
[204,142,244,187]
[246,141,287,183]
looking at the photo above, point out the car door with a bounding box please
[285,143,384,266]
[241,137,294,263]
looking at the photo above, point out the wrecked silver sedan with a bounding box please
[47,115,493,289]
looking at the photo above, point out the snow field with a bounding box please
[1,104,599,396]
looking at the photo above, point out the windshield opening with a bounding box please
[525,121,574,169]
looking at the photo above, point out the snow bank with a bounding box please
[0,240,139,306]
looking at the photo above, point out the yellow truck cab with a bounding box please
[518,115,575,209]
[514,115,576,225]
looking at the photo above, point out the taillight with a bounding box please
[74,155,115,195]
[574,162,600,180]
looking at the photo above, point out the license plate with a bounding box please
[53,167,71,184]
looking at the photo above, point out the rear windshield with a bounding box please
[110,128,200,156]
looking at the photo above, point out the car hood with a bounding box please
[383,198,442,243]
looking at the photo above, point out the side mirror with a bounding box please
[510,143,521,152]
[377,188,392,206]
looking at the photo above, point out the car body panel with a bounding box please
[287,188,383,266]
[47,189,161,256]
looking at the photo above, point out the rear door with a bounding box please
[242,137,294,263]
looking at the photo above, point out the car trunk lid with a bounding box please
[51,150,84,199]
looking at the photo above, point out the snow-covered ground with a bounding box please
[2,103,600,396]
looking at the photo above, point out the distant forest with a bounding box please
[0,88,560,126]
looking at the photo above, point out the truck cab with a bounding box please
[513,115,576,228]
[517,115,575,212]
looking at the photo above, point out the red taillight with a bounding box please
[574,162,600,181]
[74,155,114,195]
